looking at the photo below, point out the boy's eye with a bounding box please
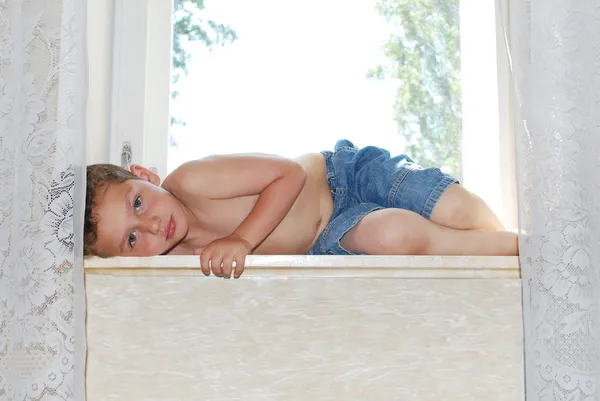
[133,196,142,212]
[128,231,137,248]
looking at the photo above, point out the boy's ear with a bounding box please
[130,164,161,186]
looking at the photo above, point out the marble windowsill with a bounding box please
[84,255,520,279]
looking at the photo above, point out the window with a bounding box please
[107,0,516,229]
[169,0,463,181]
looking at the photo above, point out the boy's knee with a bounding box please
[370,210,430,254]
[434,187,472,222]
[380,226,428,254]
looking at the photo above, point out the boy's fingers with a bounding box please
[199,251,211,276]
[233,254,246,279]
[211,256,224,277]
[222,255,234,279]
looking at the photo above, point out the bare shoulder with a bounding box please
[161,152,313,201]
[161,156,213,199]
[163,153,288,187]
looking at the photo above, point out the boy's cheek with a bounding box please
[145,239,165,256]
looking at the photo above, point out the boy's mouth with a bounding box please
[166,216,176,240]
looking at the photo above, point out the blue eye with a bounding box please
[134,196,142,212]
[128,231,137,247]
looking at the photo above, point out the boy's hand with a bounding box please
[195,234,253,279]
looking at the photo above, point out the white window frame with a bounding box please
[109,0,172,178]
[108,0,517,229]
[460,0,516,229]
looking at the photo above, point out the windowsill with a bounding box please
[84,255,520,279]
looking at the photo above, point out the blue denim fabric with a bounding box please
[307,139,458,255]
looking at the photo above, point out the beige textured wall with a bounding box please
[86,276,524,400]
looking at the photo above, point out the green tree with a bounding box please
[171,0,237,146]
[368,0,462,179]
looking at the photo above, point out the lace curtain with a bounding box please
[511,0,600,400]
[1,0,599,399]
[0,0,87,400]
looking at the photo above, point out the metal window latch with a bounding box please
[121,142,132,168]
[121,142,158,174]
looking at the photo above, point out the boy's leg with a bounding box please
[429,184,505,231]
[340,208,518,256]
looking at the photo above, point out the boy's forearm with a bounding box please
[232,165,307,250]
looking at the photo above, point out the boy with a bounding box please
[85,139,518,278]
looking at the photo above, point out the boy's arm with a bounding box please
[173,153,307,250]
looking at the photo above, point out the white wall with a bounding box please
[86,0,114,165]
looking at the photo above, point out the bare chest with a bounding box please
[192,196,258,240]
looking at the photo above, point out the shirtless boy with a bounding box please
[85,139,518,278]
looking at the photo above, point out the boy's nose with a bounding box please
[140,216,160,235]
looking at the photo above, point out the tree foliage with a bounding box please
[369,0,462,178]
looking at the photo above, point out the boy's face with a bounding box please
[92,166,190,257]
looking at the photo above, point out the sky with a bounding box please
[168,0,403,173]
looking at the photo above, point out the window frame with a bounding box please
[109,0,172,178]
[460,0,516,229]
[108,0,517,228]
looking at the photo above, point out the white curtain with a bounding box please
[0,0,87,400]
[511,0,600,400]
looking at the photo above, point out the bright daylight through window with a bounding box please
[168,0,463,182]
